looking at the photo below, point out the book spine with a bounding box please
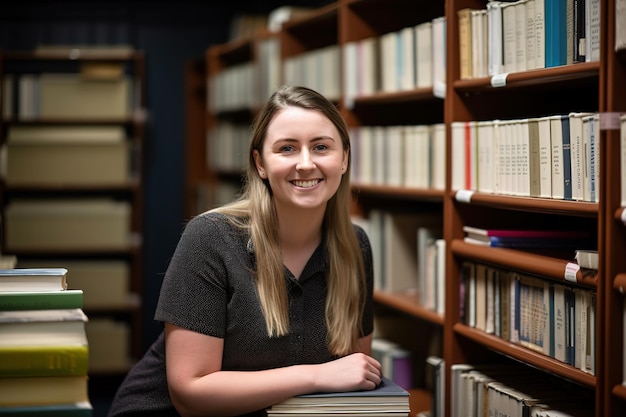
[0,403,93,417]
[0,291,83,311]
[0,345,89,377]
[561,115,572,200]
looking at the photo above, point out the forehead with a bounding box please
[266,106,338,139]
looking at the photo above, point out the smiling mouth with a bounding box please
[292,179,321,188]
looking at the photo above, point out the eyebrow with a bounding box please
[275,136,336,143]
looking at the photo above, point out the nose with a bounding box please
[296,148,315,171]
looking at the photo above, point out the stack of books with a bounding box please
[266,377,410,416]
[0,267,93,416]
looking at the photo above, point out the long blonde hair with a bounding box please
[212,85,366,356]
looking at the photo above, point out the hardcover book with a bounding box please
[0,268,68,292]
[266,377,410,416]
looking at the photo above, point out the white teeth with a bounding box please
[293,180,319,188]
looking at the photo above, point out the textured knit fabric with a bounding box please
[108,211,374,417]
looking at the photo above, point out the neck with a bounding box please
[276,206,325,250]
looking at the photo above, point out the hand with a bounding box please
[313,352,382,393]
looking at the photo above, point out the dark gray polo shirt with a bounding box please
[108,211,374,417]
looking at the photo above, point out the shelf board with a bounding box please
[3,49,139,62]
[3,116,141,125]
[451,240,597,288]
[452,191,598,217]
[354,184,445,202]
[3,180,141,193]
[454,62,600,92]
[612,383,626,401]
[454,323,596,387]
[352,88,439,105]
[374,290,444,325]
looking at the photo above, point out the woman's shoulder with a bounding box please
[351,221,371,246]
[183,211,247,238]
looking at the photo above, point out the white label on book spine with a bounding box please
[455,189,475,203]
[434,81,446,99]
[491,73,509,87]
[565,262,580,283]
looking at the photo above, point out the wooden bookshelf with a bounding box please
[200,0,625,415]
[0,49,147,375]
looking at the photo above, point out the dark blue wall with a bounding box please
[1,0,331,352]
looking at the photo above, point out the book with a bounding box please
[0,401,93,416]
[371,338,412,390]
[550,115,567,199]
[266,377,410,416]
[0,375,89,407]
[463,226,591,239]
[617,0,626,52]
[415,21,433,88]
[545,0,568,67]
[0,308,88,347]
[518,274,550,355]
[487,1,505,75]
[426,356,445,417]
[0,344,89,377]
[0,268,68,292]
[463,235,590,249]
[458,8,474,80]
[0,289,83,311]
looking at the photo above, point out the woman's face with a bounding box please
[254,106,348,216]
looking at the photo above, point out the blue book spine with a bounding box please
[549,283,555,358]
[561,116,572,200]
[545,0,567,67]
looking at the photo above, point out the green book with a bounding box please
[0,290,83,311]
[0,344,89,377]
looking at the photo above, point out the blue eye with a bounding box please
[314,144,328,151]
[280,145,295,152]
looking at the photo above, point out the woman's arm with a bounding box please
[164,323,381,417]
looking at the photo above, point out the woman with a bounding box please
[108,85,381,417]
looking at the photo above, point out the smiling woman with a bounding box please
[107,86,380,417]
[254,105,348,218]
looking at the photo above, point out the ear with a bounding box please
[342,148,349,173]
[253,149,266,178]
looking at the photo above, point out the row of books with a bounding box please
[463,226,595,250]
[355,211,446,315]
[3,72,135,120]
[451,113,600,202]
[371,338,413,391]
[0,257,132,372]
[3,198,132,251]
[2,125,133,186]
[208,0,626,114]
[342,15,447,107]
[0,267,93,416]
[206,121,249,173]
[350,124,446,191]
[450,364,595,417]
[460,261,596,375]
[284,44,341,103]
[459,0,601,80]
